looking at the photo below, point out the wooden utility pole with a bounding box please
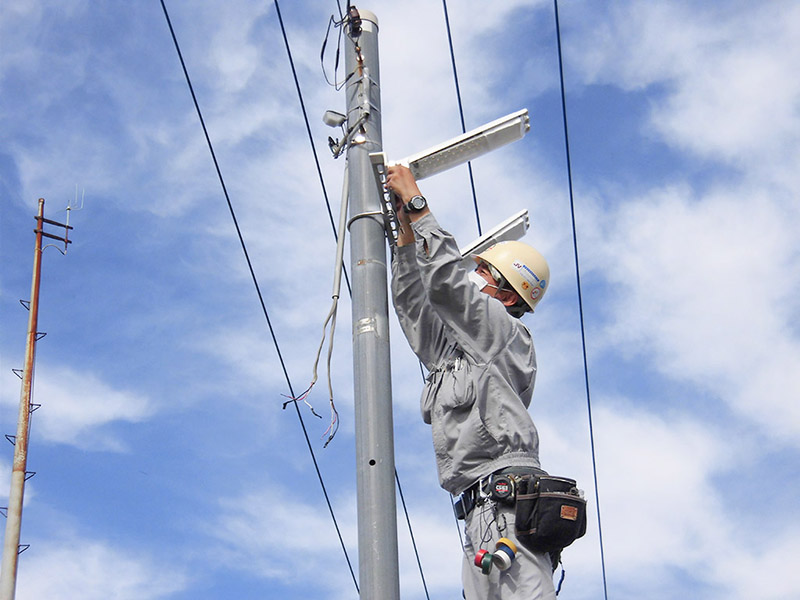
[0,199,72,600]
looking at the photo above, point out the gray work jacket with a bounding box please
[391,213,541,495]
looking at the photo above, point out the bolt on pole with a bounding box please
[0,199,46,600]
[345,8,401,600]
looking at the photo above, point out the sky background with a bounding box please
[1,1,799,599]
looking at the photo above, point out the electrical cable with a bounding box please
[320,3,362,91]
[320,14,346,89]
[159,0,359,593]
[282,160,350,447]
[273,0,352,298]
[274,0,350,443]
[441,0,483,236]
[395,470,431,600]
[440,0,478,560]
[552,1,609,598]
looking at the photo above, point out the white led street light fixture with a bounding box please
[369,108,532,247]
[459,209,530,264]
[396,108,530,180]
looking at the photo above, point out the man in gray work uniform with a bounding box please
[387,165,555,600]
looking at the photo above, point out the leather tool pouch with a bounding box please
[514,475,587,555]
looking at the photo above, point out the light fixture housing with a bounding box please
[395,109,530,180]
[368,108,532,247]
[459,209,530,264]
[323,110,347,127]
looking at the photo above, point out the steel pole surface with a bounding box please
[0,199,45,600]
[345,9,401,600]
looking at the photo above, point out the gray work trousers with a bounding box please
[461,500,556,600]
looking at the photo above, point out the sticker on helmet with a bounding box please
[531,288,541,299]
[512,260,541,288]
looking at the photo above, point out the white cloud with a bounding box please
[207,479,466,600]
[208,485,360,598]
[16,539,187,600]
[594,405,733,562]
[396,505,464,598]
[582,186,800,442]
[718,533,800,600]
[565,403,800,600]
[568,1,800,175]
[0,365,155,451]
[4,2,800,599]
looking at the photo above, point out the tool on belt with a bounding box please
[454,467,535,519]
[455,468,587,573]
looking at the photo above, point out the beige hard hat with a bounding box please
[475,241,550,312]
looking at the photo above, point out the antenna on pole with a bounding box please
[0,198,74,600]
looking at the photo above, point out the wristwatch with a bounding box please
[403,195,427,213]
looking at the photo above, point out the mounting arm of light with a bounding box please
[324,65,375,158]
[325,111,369,158]
[459,209,530,264]
[395,108,530,180]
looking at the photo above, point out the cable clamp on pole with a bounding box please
[346,211,383,231]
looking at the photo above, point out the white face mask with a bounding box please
[468,270,489,291]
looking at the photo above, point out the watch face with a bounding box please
[410,195,426,210]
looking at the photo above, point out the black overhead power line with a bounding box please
[163,1,606,597]
[273,0,351,297]
[552,1,609,598]
[441,0,483,236]
[439,1,609,596]
[158,0,359,593]
[161,0,431,596]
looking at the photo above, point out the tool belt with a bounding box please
[455,468,587,558]
[514,474,587,555]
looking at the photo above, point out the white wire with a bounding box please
[303,159,350,445]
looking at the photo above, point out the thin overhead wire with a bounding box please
[552,1,609,598]
[438,3,609,596]
[441,0,482,236]
[396,471,431,599]
[159,0,358,592]
[274,0,351,297]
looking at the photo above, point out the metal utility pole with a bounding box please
[344,8,401,600]
[1,198,71,600]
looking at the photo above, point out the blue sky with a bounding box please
[1,1,799,599]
